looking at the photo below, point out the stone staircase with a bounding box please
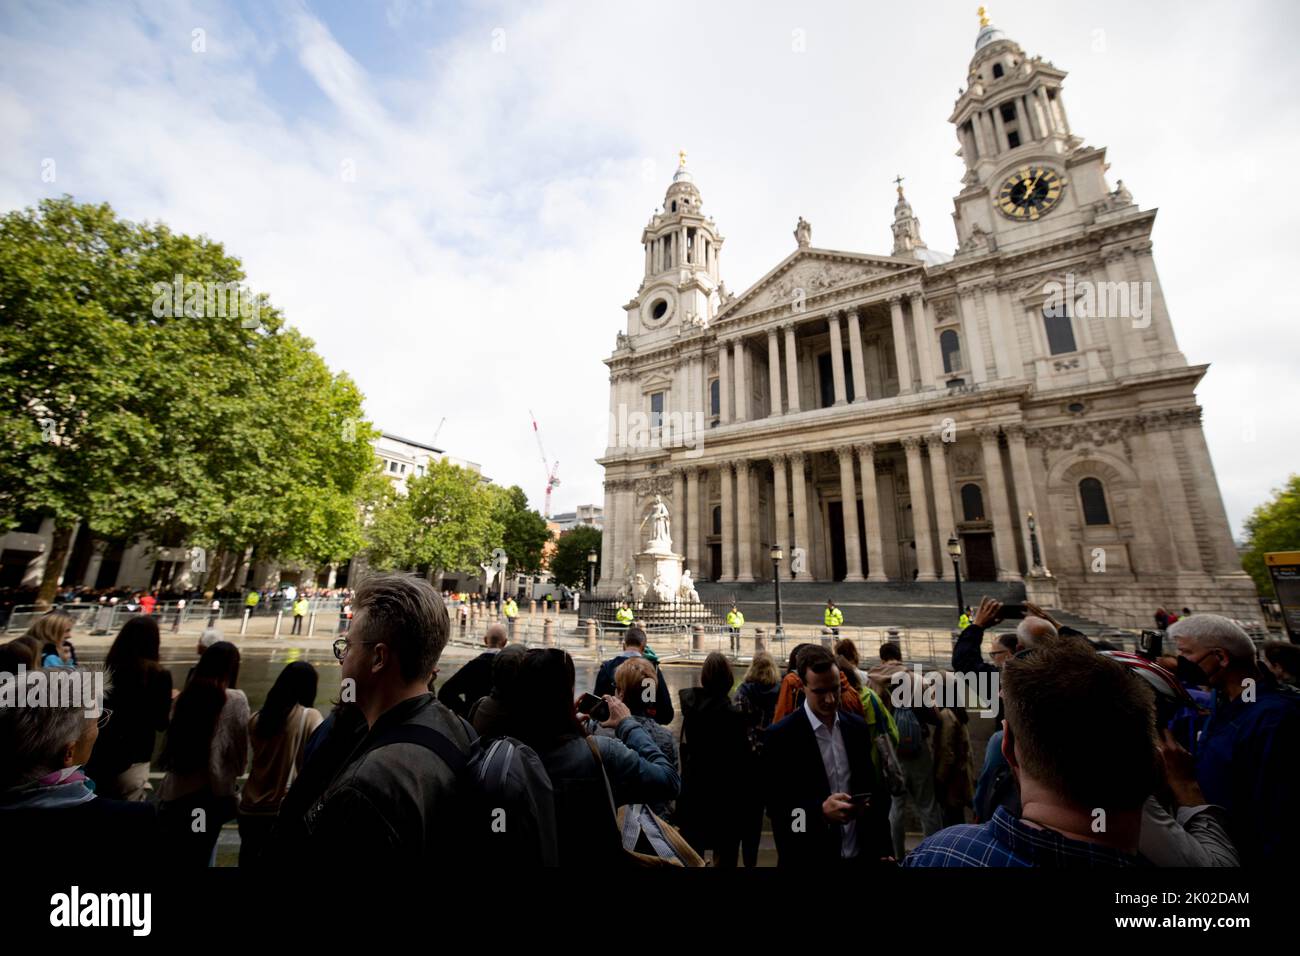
[694,579,1116,633]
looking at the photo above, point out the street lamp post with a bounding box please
[1027,512,1043,572]
[586,549,598,594]
[770,545,784,638]
[946,534,965,619]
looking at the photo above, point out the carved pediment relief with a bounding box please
[721,251,906,320]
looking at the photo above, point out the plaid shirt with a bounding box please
[903,806,1142,867]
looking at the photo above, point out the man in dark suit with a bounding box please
[762,644,892,866]
[437,622,508,717]
[592,627,673,726]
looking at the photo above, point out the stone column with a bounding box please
[671,468,686,557]
[772,453,791,580]
[957,290,989,384]
[717,342,731,424]
[767,327,783,416]
[1180,418,1244,573]
[720,463,735,581]
[836,446,865,581]
[1102,254,1133,375]
[784,323,802,413]
[991,105,1008,151]
[735,459,755,582]
[1004,425,1043,572]
[1134,251,1185,364]
[982,111,1000,155]
[978,427,1022,581]
[846,309,867,403]
[1020,95,1037,140]
[856,443,887,581]
[889,298,913,393]
[686,466,702,577]
[903,437,937,581]
[982,285,1014,380]
[910,293,935,390]
[1036,86,1055,134]
[969,111,988,159]
[790,451,812,580]
[600,481,619,586]
[827,313,847,405]
[925,435,956,572]
[734,338,749,422]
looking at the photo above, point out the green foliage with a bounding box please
[549,525,602,590]
[1241,474,1300,597]
[365,458,499,574]
[0,196,374,600]
[490,485,552,575]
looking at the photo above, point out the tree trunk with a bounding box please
[202,547,227,599]
[36,523,75,608]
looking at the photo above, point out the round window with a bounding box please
[651,299,668,320]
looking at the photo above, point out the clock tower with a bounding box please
[948,7,1120,254]
[624,153,724,341]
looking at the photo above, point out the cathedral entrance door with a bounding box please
[963,533,996,581]
[828,502,847,581]
[710,542,722,582]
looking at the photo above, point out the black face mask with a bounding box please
[1174,655,1208,687]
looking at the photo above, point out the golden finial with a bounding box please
[678,149,687,168]
[978,6,990,27]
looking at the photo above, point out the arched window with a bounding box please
[1043,303,1077,355]
[709,379,720,416]
[961,483,985,521]
[1079,477,1111,525]
[992,63,1004,79]
[940,329,963,373]
[711,505,722,535]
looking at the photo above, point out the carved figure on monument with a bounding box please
[678,569,700,604]
[653,573,675,603]
[633,573,649,604]
[640,494,673,552]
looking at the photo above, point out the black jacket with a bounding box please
[952,623,1004,722]
[300,694,476,865]
[437,650,498,717]
[762,706,892,867]
[4,797,158,865]
[593,653,674,725]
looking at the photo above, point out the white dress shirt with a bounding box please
[803,698,859,858]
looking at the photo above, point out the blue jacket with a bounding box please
[594,652,674,725]
[1194,685,1300,866]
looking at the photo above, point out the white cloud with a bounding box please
[1,0,1296,536]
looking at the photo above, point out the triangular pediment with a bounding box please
[717,247,919,321]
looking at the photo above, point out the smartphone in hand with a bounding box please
[577,692,610,722]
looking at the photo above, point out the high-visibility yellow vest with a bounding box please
[824,606,844,627]
[616,607,634,624]
[504,600,518,619]
[726,609,744,627]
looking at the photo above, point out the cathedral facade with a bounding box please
[596,13,1257,627]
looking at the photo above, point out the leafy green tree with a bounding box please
[490,485,552,575]
[365,458,499,574]
[0,197,373,603]
[549,524,602,590]
[1241,474,1300,597]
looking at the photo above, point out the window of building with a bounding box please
[1043,304,1078,355]
[1007,130,1021,149]
[709,379,720,416]
[1000,102,1017,122]
[961,483,986,521]
[651,299,667,320]
[992,63,1004,79]
[388,460,398,473]
[1079,477,1111,525]
[671,201,677,212]
[940,329,963,373]
[712,505,722,535]
[399,463,406,474]
[817,351,855,407]
[650,391,664,428]
[417,465,424,476]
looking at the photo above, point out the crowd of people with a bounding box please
[1,574,1297,869]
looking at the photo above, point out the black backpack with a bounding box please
[366,724,559,866]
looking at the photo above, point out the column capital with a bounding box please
[735,458,751,476]
[975,424,1002,443]
[1003,422,1028,441]
[886,293,907,306]
[853,441,876,461]
[770,451,789,467]
[788,450,807,468]
[921,433,949,452]
[900,435,924,452]
[835,445,856,463]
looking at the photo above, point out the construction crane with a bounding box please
[431,417,446,446]
[529,409,560,518]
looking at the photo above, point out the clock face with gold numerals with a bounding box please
[996,166,1066,221]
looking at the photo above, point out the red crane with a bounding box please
[529,410,560,518]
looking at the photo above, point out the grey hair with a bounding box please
[1168,614,1255,665]
[198,628,223,650]
[0,666,108,789]
[1016,616,1059,648]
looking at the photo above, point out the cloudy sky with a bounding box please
[2,0,1297,536]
